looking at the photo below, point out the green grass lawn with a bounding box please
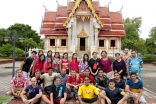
[0,96,11,103]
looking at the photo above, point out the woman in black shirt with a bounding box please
[88,52,100,76]
[113,53,126,79]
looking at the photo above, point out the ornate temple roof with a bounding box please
[40,0,125,37]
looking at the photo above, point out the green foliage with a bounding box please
[37,40,44,49]
[121,17,142,50]
[0,44,13,56]
[149,26,156,39]
[15,48,24,56]
[22,38,37,49]
[142,59,156,63]
[15,57,25,61]
[145,38,156,54]
[143,54,155,59]
[0,28,8,47]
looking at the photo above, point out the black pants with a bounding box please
[82,96,98,103]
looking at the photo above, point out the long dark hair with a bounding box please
[47,50,52,57]
[62,52,68,59]
[39,54,45,63]
[83,53,89,63]
[54,52,60,59]
[47,56,53,65]
[38,50,44,57]
[72,53,78,62]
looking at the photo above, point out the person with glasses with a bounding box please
[127,50,143,79]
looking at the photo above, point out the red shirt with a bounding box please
[11,76,28,88]
[80,74,94,83]
[67,76,82,85]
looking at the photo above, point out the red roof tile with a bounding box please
[99,31,125,36]
[110,12,123,24]
[99,7,109,18]
[67,2,75,12]
[57,6,67,17]
[43,12,56,22]
[56,17,67,22]
[40,30,67,35]
[55,23,64,28]
[112,25,124,30]
[42,24,55,28]
[92,1,99,12]
[101,25,111,30]
[101,19,111,24]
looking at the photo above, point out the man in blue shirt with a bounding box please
[21,77,42,104]
[101,79,128,104]
[58,68,68,86]
[127,50,143,79]
[125,72,147,104]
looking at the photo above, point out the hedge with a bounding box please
[142,59,156,63]
[15,57,25,61]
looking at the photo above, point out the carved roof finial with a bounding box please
[43,3,47,11]
[56,0,61,7]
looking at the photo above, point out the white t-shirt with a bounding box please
[43,73,58,87]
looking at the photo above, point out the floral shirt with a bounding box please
[11,76,27,88]
[79,60,89,74]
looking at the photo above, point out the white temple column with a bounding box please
[106,39,108,51]
[72,16,76,46]
[68,28,72,51]
[90,18,94,46]
[95,28,99,50]
[44,37,48,51]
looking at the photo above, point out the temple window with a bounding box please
[99,40,104,47]
[50,39,55,46]
[110,40,115,47]
[61,39,66,46]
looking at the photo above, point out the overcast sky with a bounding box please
[0,0,155,39]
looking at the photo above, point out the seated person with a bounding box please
[80,68,94,83]
[8,69,27,98]
[41,67,58,95]
[94,69,109,91]
[114,72,125,91]
[78,76,100,104]
[58,68,68,86]
[125,72,147,104]
[101,79,128,104]
[34,70,44,89]
[21,77,42,104]
[66,70,82,103]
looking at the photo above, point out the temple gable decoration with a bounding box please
[63,0,103,27]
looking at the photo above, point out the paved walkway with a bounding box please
[0,62,156,103]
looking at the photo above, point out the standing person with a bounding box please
[58,68,68,86]
[101,79,128,104]
[70,53,80,73]
[113,53,126,79]
[114,72,125,91]
[80,68,94,83]
[45,50,53,60]
[60,52,70,74]
[79,53,89,74]
[50,77,67,104]
[88,52,100,76]
[66,70,82,103]
[34,50,44,60]
[20,51,37,78]
[7,69,27,98]
[94,69,109,91]
[21,77,42,104]
[100,51,113,79]
[78,76,100,104]
[53,52,60,73]
[42,57,54,73]
[125,72,147,104]
[122,48,130,63]
[31,54,45,76]
[127,50,143,79]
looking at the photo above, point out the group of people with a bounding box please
[8,48,147,104]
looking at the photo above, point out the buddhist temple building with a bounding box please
[40,0,126,57]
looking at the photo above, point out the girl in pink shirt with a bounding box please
[60,52,70,74]
[42,57,54,73]
[32,54,45,76]
[70,53,80,73]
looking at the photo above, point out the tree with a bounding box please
[0,44,13,57]
[37,40,44,49]
[149,26,156,39]
[145,38,156,54]
[0,28,7,47]
[7,23,41,50]
[15,48,24,56]
[121,17,142,50]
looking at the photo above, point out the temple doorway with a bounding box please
[80,38,85,51]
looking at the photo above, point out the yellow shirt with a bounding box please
[78,84,99,99]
